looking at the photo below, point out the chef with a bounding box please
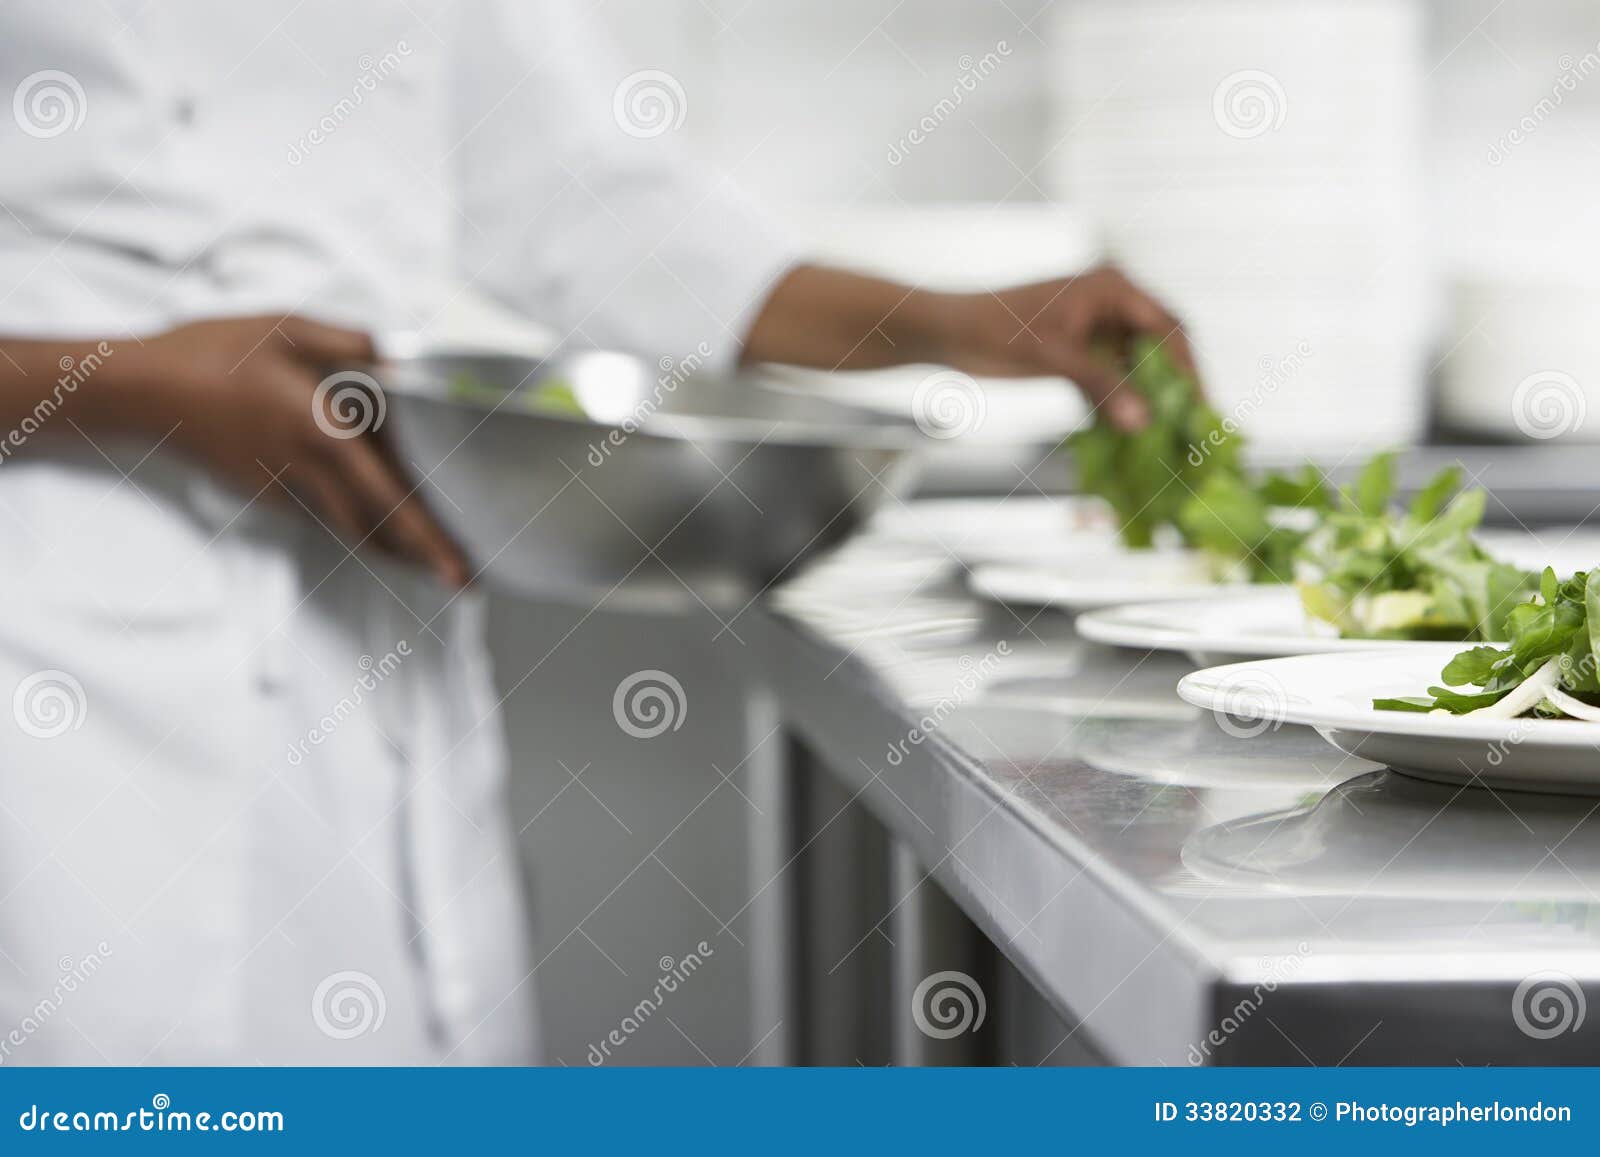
[0,1,1193,1063]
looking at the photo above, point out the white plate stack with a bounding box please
[1437,264,1600,444]
[1426,6,1600,444]
[1046,0,1429,457]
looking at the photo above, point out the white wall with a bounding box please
[601,0,1055,207]
[596,0,1598,222]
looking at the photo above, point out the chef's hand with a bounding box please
[937,266,1198,431]
[143,316,471,588]
[742,263,1197,432]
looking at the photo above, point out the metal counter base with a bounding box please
[745,524,1600,1065]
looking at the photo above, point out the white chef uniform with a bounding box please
[0,0,794,1063]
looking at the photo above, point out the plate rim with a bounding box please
[1177,647,1600,749]
[1074,587,1398,657]
[969,559,1246,610]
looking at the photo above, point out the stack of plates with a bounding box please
[1431,142,1600,442]
[1045,0,1428,455]
[1424,0,1600,443]
[1438,271,1600,442]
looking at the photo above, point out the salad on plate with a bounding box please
[1375,567,1600,721]
[1291,455,1536,641]
[1061,343,1539,642]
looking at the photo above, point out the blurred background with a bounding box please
[480,0,1600,1064]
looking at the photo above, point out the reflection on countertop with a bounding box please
[1185,770,1600,903]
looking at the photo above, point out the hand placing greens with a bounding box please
[1065,337,1238,549]
[1375,568,1600,720]
[1063,338,1326,578]
[1061,346,1534,640]
[1294,454,1536,641]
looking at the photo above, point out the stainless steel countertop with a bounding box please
[753,501,1600,1065]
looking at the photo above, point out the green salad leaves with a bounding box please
[1061,344,1538,641]
[1065,337,1238,549]
[447,372,586,417]
[1293,455,1536,641]
[1176,465,1332,584]
[1375,568,1600,720]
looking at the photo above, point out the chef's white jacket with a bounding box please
[0,0,795,1063]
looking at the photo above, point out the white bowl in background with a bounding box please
[1437,274,1600,443]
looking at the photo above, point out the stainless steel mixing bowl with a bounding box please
[371,348,924,609]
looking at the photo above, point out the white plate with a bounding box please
[977,526,1600,621]
[1177,647,1600,795]
[1475,527,1600,575]
[1075,587,1413,665]
[969,550,1243,612]
[870,497,1122,565]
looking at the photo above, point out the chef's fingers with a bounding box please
[1098,271,1203,390]
[1157,327,1201,389]
[1054,346,1150,433]
[364,423,477,581]
[294,464,373,548]
[263,455,377,550]
[327,436,471,588]
[1039,286,1151,433]
[278,316,378,367]
[1122,294,1201,387]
